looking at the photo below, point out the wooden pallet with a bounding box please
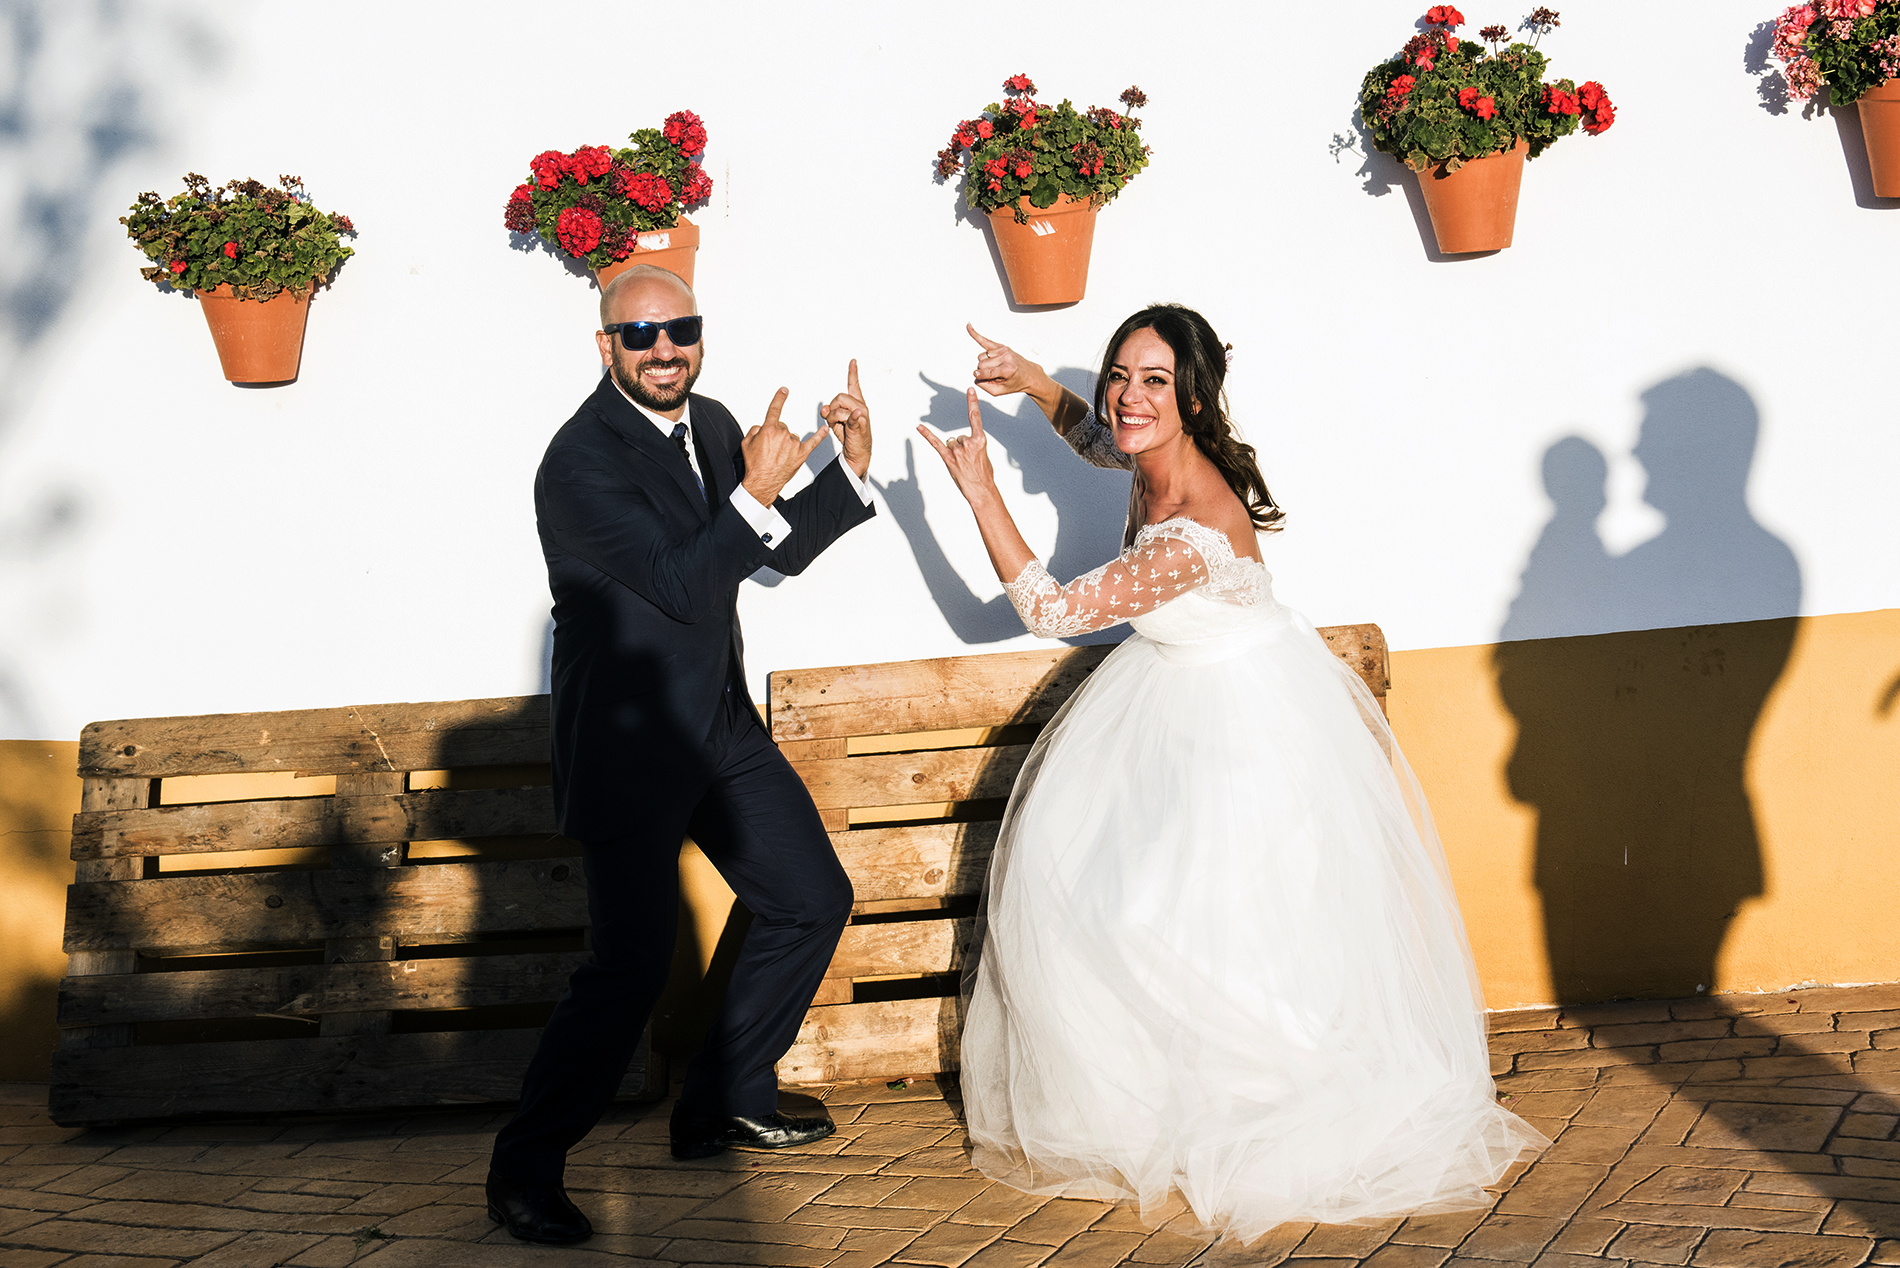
[768,623,1389,1087]
[51,696,662,1126]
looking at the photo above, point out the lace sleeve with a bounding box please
[1003,530,1213,639]
[1062,410,1132,470]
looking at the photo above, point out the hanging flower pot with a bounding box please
[592,217,700,289]
[934,74,1152,306]
[1415,140,1526,254]
[194,284,314,383]
[985,195,1099,305]
[1856,78,1900,197]
[1357,10,1615,258]
[122,174,355,384]
[505,111,712,288]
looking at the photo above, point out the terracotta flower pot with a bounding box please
[985,194,1099,305]
[593,217,700,290]
[1856,78,1900,197]
[1414,140,1527,255]
[194,283,314,383]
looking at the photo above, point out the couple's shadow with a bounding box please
[873,369,1132,647]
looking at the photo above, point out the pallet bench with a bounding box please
[52,626,1388,1124]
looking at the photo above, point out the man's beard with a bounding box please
[612,346,703,412]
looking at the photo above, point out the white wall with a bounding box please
[2,0,1895,740]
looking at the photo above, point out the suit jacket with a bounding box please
[535,377,876,841]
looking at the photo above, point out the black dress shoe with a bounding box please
[669,1105,836,1160]
[485,1170,593,1244]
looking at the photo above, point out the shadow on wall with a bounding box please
[1495,367,1802,1005]
[874,368,1132,647]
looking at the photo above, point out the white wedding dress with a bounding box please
[959,423,1545,1243]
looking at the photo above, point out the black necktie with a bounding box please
[670,422,706,502]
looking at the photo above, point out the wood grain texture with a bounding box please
[828,918,972,980]
[47,1027,658,1126]
[790,746,1029,811]
[70,785,559,860]
[55,952,587,1027]
[831,822,997,905]
[78,695,552,779]
[776,997,958,1085]
[61,857,587,953]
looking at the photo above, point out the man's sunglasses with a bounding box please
[602,316,703,352]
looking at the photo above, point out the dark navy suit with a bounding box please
[491,377,874,1185]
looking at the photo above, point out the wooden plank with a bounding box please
[770,624,1390,745]
[71,785,559,861]
[1319,622,1390,697]
[61,857,588,953]
[829,918,972,980]
[78,695,552,779]
[56,952,587,1027]
[832,823,997,904]
[47,1026,659,1125]
[777,998,957,1085]
[771,646,1111,743]
[791,746,1029,812]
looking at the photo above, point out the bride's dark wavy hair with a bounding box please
[1093,303,1286,532]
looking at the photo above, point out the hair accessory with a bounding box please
[1223,342,1234,370]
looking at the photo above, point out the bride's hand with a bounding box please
[969,324,1049,399]
[916,389,998,506]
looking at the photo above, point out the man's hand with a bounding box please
[822,359,872,479]
[741,387,828,508]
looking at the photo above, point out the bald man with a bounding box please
[487,266,875,1243]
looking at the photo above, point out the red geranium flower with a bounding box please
[1004,73,1036,94]
[1544,85,1581,115]
[168,259,187,274]
[503,184,536,233]
[616,170,675,213]
[1425,5,1465,26]
[976,119,994,139]
[555,206,602,256]
[222,241,238,259]
[663,110,708,157]
[1389,73,1417,96]
[1580,83,1615,134]
[529,149,568,190]
[568,145,613,183]
[681,165,713,205]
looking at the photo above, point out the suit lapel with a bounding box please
[688,400,728,507]
[592,378,709,521]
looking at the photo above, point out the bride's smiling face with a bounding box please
[1105,328,1186,456]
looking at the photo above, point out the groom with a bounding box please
[487,264,877,1244]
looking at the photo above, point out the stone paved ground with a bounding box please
[4,982,1900,1268]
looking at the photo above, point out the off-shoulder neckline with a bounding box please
[1132,515,1263,568]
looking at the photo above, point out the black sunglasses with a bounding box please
[602,316,703,352]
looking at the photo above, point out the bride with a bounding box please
[916,306,1545,1243]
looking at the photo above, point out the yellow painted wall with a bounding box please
[4,607,1896,1077]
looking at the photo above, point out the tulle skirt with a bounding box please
[959,605,1546,1243]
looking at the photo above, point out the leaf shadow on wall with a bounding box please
[1329,116,1477,263]
[873,369,1131,647]
[1495,367,1801,1008]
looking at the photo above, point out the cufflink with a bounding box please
[762,532,774,544]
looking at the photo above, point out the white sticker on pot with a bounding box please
[637,232,672,251]
[1030,221,1056,237]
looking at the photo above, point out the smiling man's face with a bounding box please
[596,272,703,421]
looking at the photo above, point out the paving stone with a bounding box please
[94,1145,214,1170]
[1661,1040,1781,1064]
[1491,1031,1592,1056]
[840,1125,957,1155]
[1506,1091,1595,1120]
[36,1164,133,1195]
[1287,1221,1394,1258]
[1726,1192,1833,1214]
[787,1203,949,1231]
[1580,1160,1669,1214]
[1530,1255,1628,1268]
[1621,1167,1747,1208]
[1125,1228,1211,1264]
[1820,1203,1900,1239]
[659,1217,848,1248]
[1008,1199,1114,1246]
[355,1239,637,1267]
[811,1175,921,1207]
[1829,1138,1900,1163]
[373,1202,497,1238]
[1610,1222,1704,1264]
[1575,1090,1678,1130]
[1497,1163,1612,1218]
[1627,1145,1837,1176]
[1841,1115,1900,1140]
[1363,1245,1453,1268]
[958,1240,1056,1268]
[0,1208,53,1236]
[854,1102,966,1127]
[0,1186,95,1213]
[1492,1009,1566,1034]
[50,1257,181,1268]
[1741,1056,1857,1080]
[879,1148,984,1178]
[892,1218,1004,1265]
[5,1218,240,1259]
[652,1236,837,1265]
[230,1191,354,1214]
[1565,1005,1677,1029]
[335,1184,463,1216]
[882,1177,992,1211]
[570,1165,750,1199]
[82,1198,368,1235]
[1496,1068,1606,1094]
[1843,1158,1900,1179]
[1546,1218,1623,1254]
[188,1230,331,1267]
[949,1185,1049,1227]
[1863,1051,1900,1074]
[1674,1088,1857,1109]
[0,1249,68,1268]
[1455,1213,1565,1260]
[1595,1022,1737,1048]
[1039,1231,1145,1268]
[1596,1201,1823,1234]
[281,1234,365,1268]
[1519,1047,1660,1072]
[87,1169,257,1204]
[840,1227,928,1257]
[1690,1229,1872,1267]
[1641,1104,1708,1148]
[1745,1173,1900,1203]
[687,1172,844,1223]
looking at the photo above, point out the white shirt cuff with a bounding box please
[730,484,793,548]
[835,454,874,505]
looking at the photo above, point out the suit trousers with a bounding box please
[489,683,853,1185]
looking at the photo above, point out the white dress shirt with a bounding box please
[613,378,872,550]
